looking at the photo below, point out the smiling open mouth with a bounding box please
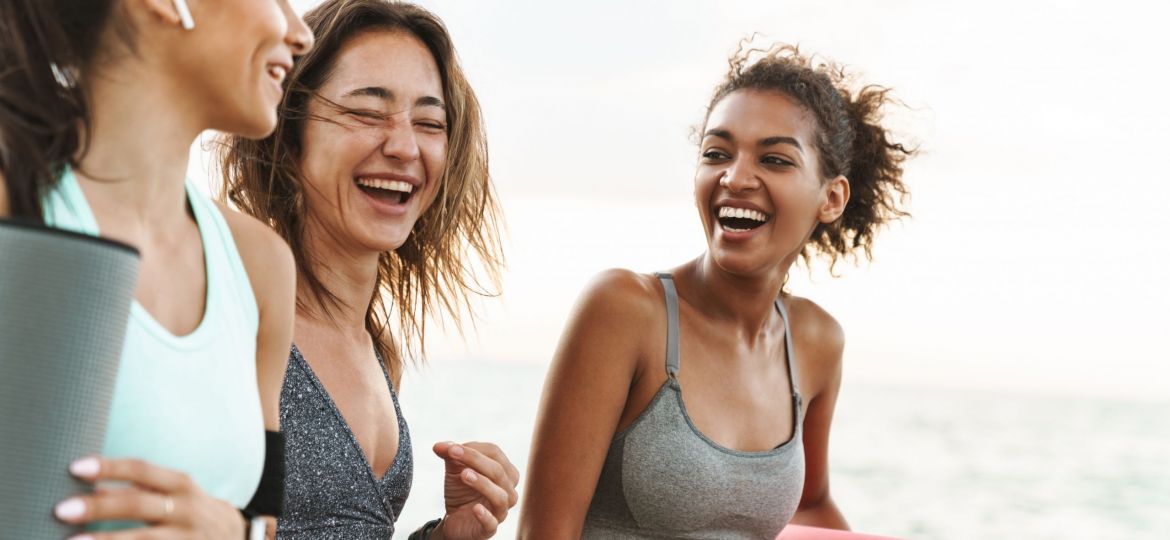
[717,206,770,232]
[357,178,415,205]
[267,64,288,85]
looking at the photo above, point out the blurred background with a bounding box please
[189,0,1170,537]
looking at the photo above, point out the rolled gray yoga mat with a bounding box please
[0,219,139,538]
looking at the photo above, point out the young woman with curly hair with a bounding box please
[520,43,913,539]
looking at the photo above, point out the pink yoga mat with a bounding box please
[778,524,900,540]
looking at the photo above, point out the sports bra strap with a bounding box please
[654,272,681,379]
[772,298,799,391]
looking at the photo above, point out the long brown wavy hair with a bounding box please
[217,0,503,375]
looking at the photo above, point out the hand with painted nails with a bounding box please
[429,441,520,539]
[54,456,245,540]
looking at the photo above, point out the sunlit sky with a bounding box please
[192,0,1170,400]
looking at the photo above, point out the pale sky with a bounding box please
[193,0,1170,400]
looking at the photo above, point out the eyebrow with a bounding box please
[341,86,446,109]
[704,129,803,152]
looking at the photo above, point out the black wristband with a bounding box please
[408,518,442,540]
[239,508,255,540]
[244,430,286,517]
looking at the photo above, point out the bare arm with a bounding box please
[518,270,657,539]
[790,299,849,530]
[218,203,296,430]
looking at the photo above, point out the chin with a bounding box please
[244,113,279,139]
[224,98,279,139]
[709,248,775,278]
[362,234,411,255]
[218,119,276,141]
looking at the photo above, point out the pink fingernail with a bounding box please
[69,457,100,478]
[54,498,86,521]
[450,445,464,458]
[463,469,478,482]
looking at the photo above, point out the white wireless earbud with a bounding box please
[172,0,195,30]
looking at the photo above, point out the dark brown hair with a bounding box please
[218,0,502,375]
[705,43,913,268]
[0,0,126,221]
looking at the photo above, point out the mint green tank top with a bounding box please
[43,170,265,509]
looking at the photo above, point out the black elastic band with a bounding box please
[244,430,286,517]
[408,518,443,539]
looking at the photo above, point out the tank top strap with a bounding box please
[654,272,681,379]
[773,297,803,412]
[183,182,259,328]
[42,167,100,235]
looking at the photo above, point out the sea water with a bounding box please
[396,361,1170,539]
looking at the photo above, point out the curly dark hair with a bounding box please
[704,42,913,268]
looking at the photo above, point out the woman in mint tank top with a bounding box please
[218,1,520,538]
[0,0,312,537]
[520,44,916,538]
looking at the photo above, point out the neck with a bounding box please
[296,219,382,338]
[679,253,794,342]
[74,59,203,226]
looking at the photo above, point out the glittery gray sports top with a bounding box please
[277,344,413,539]
[581,273,806,539]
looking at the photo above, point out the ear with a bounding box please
[818,174,849,224]
[133,0,192,30]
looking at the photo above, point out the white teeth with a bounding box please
[356,178,414,193]
[717,206,768,222]
[268,65,287,84]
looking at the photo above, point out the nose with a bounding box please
[280,0,314,56]
[381,119,422,162]
[719,160,761,192]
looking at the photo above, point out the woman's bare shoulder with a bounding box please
[552,268,667,376]
[213,202,293,269]
[572,268,666,328]
[213,201,295,308]
[584,268,662,306]
[784,295,845,391]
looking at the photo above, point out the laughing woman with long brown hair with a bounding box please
[219,1,516,538]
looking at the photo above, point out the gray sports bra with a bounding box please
[581,273,806,539]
